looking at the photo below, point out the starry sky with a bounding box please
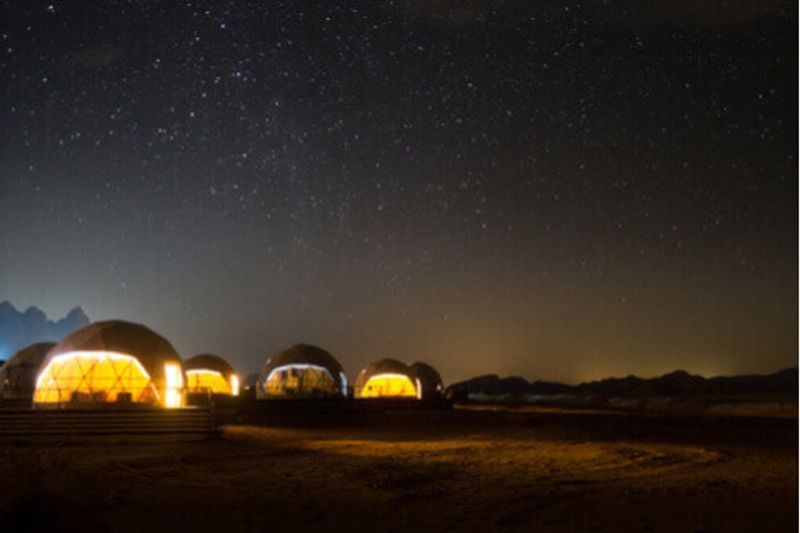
[0,1,796,383]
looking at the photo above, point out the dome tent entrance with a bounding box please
[0,342,55,401]
[354,359,421,399]
[33,321,184,408]
[185,354,240,396]
[257,344,346,399]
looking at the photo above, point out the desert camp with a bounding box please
[0,323,452,409]
[1,1,796,529]
[31,320,184,408]
[0,315,795,532]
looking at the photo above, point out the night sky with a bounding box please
[0,1,796,383]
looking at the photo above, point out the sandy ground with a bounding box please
[0,408,796,532]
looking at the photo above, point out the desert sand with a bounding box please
[0,407,796,532]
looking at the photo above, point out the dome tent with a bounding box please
[409,361,445,400]
[33,320,184,408]
[354,359,420,399]
[257,344,346,398]
[185,354,240,396]
[1,342,55,401]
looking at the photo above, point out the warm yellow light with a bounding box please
[230,374,240,396]
[33,351,159,405]
[186,369,232,394]
[359,373,417,398]
[164,363,183,408]
[264,364,338,397]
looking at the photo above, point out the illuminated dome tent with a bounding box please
[354,359,421,399]
[33,320,184,408]
[257,344,347,398]
[184,354,240,396]
[0,342,55,401]
[409,361,445,400]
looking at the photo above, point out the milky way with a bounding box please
[0,1,796,382]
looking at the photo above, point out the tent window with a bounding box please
[34,351,160,406]
[264,365,338,397]
[186,369,231,395]
[358,373,417,398]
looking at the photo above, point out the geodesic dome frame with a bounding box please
[354,359,421,399]
[257,344,346,398]
[184,353,240,395]
[409,361,445,400]
[0,342,55,401]
[33,320,184,408]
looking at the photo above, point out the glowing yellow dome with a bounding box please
[257,344,346,398]
[354,359,420,399]
[184,354,240,396]
[33,320,183,408]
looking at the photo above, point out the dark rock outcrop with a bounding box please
[446,368,798,399]
[0,301,89,360]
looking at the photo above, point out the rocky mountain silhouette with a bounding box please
[0,301,89,360]
[447,367,798,399]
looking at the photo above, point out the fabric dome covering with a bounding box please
[257,344,346,398]
[409,362,444,400]
[33,320,183,408]
[354,358,420,399]
[1,342,55,401]
[185,354,235,376]
[184,354,239,395]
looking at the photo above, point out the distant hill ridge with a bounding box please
[0,301,89,360]
[447,368,798,398]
